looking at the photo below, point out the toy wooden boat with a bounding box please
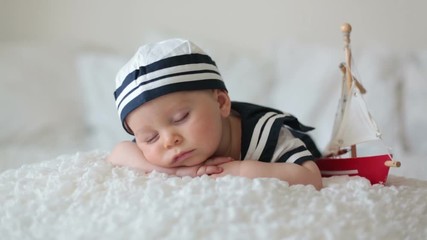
[315,23,401,184]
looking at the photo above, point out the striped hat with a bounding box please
[114,39,227,134]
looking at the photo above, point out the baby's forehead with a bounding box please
[128,91,199,125]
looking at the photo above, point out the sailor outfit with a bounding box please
[232,102,321,165]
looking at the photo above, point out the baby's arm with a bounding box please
[108,141,230,177]
[212,160,322,190]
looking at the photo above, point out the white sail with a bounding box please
[326,74,382,154]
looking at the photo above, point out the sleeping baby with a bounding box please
[108,38,323,190]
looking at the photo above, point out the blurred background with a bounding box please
[1,0,426,179]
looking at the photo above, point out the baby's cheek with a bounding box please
[141,147,162,166]
[194,121,220,140]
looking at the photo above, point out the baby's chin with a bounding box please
[151,159,200,168]
[174,157,208,168]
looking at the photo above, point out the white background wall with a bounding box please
[2,0,427,56]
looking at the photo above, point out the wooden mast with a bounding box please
[341,23,357,158]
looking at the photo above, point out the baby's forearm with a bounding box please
[239,160,322,190]
[108,141,228,177]
[108,141,176,174]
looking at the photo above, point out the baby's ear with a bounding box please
[214,89,231,117]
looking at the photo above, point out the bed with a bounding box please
[1,41,426,239]
[1,151,426,239]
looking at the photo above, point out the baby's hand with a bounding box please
[210,160,243,178]
[174,157,234,177]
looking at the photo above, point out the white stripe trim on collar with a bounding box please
[251,114,287,160]
[243,112,276,160]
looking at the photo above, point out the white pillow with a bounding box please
[0,43,87,171]
[268,44,342,150]
[401,51,427,154]
[76,52,131,150]
[208,48,275,106]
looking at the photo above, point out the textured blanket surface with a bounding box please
[1,151,426,240]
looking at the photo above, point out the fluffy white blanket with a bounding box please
[1,151,426,239]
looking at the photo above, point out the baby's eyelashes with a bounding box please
[145,134,159,144]
[136,133,159,144]
[172,111,189,123]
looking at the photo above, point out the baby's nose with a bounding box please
[164,133,183,149]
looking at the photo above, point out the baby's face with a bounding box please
[126,90,230,168]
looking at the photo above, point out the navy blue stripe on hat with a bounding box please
[115,53,218,98]
[116,69,221,111]
[119,79,226,130]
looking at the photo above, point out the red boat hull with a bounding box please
[315,154,392,184]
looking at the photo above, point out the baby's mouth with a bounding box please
[172,150,195,164]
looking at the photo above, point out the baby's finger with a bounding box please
[196,166,223,176]
[209,173,225,179]
[204,157,233,166]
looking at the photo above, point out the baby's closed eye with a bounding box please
[145,134,159,144]
[172,111,189,123]
[135,133,159,144]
